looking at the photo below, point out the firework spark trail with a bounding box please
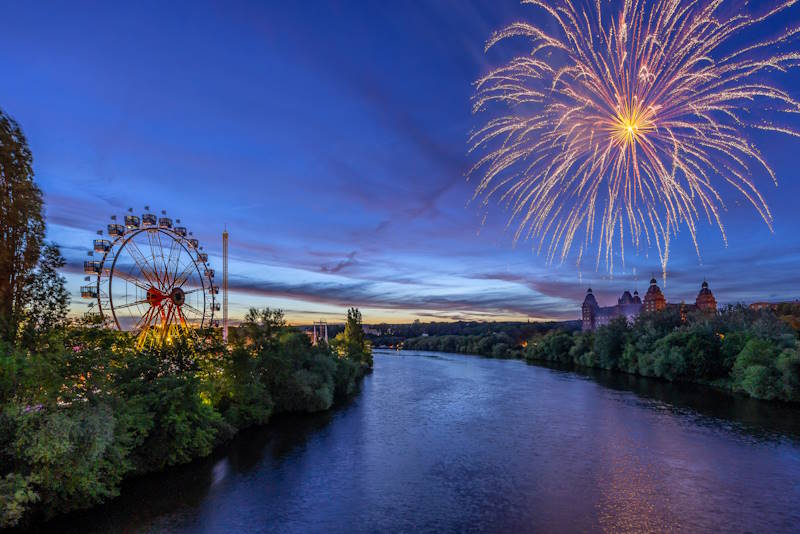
[469,0,800,276]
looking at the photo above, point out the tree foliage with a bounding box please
[331,307,373,368]
[0,108,45,343]
[522,305,800,403]
[19,244,69,349]
[373,319,578,349]
[0,307,369,528]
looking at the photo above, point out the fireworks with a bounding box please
[470,0,800,274]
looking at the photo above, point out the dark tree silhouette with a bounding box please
[0,108,45,342]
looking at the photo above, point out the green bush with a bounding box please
[0,307,369,528]
[521,304,800,403]
[12,403,131,514]
[0,473,37,527]
[594,317,629,370]
[730,338,797,401]
[776,348,800,401]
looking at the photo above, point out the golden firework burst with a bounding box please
[470,0,800,274]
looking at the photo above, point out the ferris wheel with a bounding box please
[81,207,218,348]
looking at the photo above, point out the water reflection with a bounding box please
[42,350,800,533]
[537,361,800,442]
[42,411,338,533]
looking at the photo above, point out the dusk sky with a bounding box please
[2,0,799,324]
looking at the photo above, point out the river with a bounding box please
[49,349,800,533]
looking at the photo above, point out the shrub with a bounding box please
[0,308,369,527]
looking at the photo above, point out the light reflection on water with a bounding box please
[49,350,800,533]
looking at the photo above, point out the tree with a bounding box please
[732,338,784,400]
[332,307,372,367]
[594,317,629,370]
[234,307,286,354]
[0,109,45,342]
[344,307,365,348]
[20,244,69,348]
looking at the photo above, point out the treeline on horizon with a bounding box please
[0,107,374,528]
[403,304,800,403]
[367,319,580,350]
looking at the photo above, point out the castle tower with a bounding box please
[643,278,667,312]
[695,280,717,314]
[582,288,599,331]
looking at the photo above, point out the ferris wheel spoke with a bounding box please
[127,239,161,288]
[163,235,179,287]
[112,298,149,311]
[159,304,174,343]
[174,257,195,285]
[140,304,164,347]
[124,243,157,287]
[113,271,151,293]
[155,305,170,342]
[144,230,163,286]
[181,287,204,296]
[176,306,189,328]
[182,303,204,318]
[170,243,187,289]
[155,231,174,288]
[134,305,158,332]
[173,260,199,289]
[170,242,187,287]
[152,231,164,287]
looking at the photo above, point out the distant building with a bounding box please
[695,280,717,313]
[643,278,667,313]
[363,325,382,336]
[581,279,717,331]
[300,322,328,345]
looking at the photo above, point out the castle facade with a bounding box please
[581,278,717,331]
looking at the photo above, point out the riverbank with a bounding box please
[404,305,800,403]
[0,309,372,530]
[37,350,800,533]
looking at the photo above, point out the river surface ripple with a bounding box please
[51,350,800,533]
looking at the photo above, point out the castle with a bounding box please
[581,278,717,331]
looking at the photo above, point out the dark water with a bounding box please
[49,350,800,533]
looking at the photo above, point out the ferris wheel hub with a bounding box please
[170,287,186,306]
[146,287,164,306]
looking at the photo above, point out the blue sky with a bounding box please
[1,0,799,324]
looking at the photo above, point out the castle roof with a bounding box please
[583,288,598,307]
[696,280,716,312]
[697,280,713,296]
[644,279,665,303]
